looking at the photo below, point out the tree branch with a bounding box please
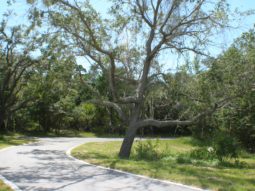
[134,93,242,129]
[86,99,127,121]
[135,119,192,129]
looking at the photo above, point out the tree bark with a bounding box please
[118,122,138,158]
[0,111,5,132]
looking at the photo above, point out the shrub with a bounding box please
[133,139,161,160]
[213,133,240,161]
[190,147,217,160]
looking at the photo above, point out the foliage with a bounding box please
[133,139,162,160]
[0,17,40,131]
[213,133,240,161]
[185,27,255,153]
[72,103,96,130]
[190,147,217,161]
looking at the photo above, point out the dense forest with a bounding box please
[0,0,254,157]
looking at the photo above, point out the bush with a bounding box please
[190,147,217,160]
[190,117,215,141]
[133,139,162,160]
[213,133,240,161]
[176,134,241,165]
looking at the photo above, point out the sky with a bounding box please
[0,0,254,71]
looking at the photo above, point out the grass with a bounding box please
[72,137,255,191]
[0,180,12,191]
[0,134,35,149]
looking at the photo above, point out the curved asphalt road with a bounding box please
[0,138,206,191]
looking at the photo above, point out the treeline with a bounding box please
[0,19,255,152]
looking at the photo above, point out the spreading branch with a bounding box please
[86,99,127,121]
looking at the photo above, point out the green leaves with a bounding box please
[26,0,36,4]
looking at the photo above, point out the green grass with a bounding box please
[0,180,12,191]
[0,134,35,149]
[72,137,255,191]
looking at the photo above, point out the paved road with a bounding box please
[0,138,205,191]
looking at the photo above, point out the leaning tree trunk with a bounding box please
[118,122,138,158]
[118,104,141,158]
[0,112,5,132]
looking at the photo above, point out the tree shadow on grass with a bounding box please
[0,136,34,147]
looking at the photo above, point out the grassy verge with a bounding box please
[0,134,35,149]
[0,180,12,191]
[72,137,255,191]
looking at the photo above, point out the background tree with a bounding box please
[200,27,255,152]
[0,18,39,131]
[25,35,79,133]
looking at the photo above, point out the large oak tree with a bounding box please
[30,0,233,158]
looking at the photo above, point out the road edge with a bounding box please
[66,141,209,191]
[0,139,37,191]
[0,175,22,191]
